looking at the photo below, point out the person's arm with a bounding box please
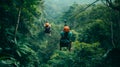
[69,31,72,41]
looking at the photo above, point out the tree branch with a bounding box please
[14,7,21,43]
[105,0,120,11]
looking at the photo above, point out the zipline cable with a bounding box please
[69,0,99,19]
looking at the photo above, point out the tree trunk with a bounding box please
[110,18,115,48]
[14,8,21,43]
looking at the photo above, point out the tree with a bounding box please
[0,0,44,66]
[102,0,120,11]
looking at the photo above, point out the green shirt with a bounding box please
[60,31,72,43]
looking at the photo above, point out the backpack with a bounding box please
[60,31,72,43]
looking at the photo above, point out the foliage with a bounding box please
[79,19,112,49]
[48,50,75,67]
[0,0,43,67]
[0,0,120,67]
[72,41,105,67]
[46,41,105,67]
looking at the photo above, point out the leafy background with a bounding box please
[0,0,120,67]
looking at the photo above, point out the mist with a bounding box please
[43,0,99,21]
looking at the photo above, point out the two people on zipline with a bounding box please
[44,20,72,51]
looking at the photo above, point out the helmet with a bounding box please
[63,26,70,32]
[45,22,49,27]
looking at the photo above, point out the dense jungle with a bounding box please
[0,0,120,67]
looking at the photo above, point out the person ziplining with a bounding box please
[59,20,72,51]
[44,21,51,36]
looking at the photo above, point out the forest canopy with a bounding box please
[0,0,120,67]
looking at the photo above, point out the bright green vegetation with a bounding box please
[0,0,120,67]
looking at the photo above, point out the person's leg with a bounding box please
[68,42,71,51]
[60,41,62,50]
